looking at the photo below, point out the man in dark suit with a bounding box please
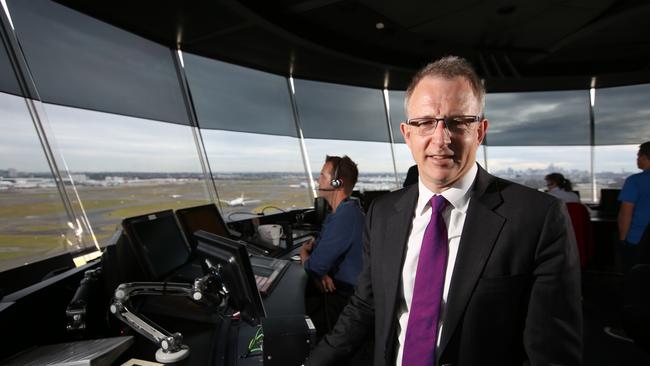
[307,56,582,366]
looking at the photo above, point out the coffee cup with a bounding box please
[257,224,283,246]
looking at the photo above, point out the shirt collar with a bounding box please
[416,163,478,216]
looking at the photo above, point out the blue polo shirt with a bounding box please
[619,169,650,244]
[304,199,364,287]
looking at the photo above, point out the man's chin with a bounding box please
[422,173,459,191]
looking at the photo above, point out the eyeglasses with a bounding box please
[405,115,481,136]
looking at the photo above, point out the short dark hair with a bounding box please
[639,141,650,158]
[325,155,358,194]
[404,55,485,116]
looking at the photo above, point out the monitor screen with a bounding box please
[193,230,266,326]
[175,204,230,250]
[121,210,191,280]
[599,188,621,213]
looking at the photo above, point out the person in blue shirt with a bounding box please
[300,155,365,336]
[618,141,650,271]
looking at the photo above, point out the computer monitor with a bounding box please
[193,230,266,326]
[121,210,191,280]
[101,227,148,292]
[175,204,230,250]
[599,188,621,213]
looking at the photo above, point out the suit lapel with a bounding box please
[437,167,505,359]
[380,184,418,359]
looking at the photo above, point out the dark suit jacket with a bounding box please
[308,166,583,366]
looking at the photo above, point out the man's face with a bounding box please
[400,76,487,192]
[317,161,336,199]
[637,151,650,170]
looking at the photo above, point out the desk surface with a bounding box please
[120,260,307,365]
[590,209,617,223]
[236,263,307,365]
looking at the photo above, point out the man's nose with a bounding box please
[431,120,451,145]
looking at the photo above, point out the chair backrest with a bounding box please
[565,202,594,268]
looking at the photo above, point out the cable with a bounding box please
[227,211,261,221]
[242,325,264,358]
[261,206,286,214]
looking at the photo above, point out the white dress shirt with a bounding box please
[395,163,478,366]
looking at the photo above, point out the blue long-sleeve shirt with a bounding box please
[304,199,364,287]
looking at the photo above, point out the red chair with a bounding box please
[566,202,595,268]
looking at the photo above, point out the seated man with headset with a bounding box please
[300,155,365,337]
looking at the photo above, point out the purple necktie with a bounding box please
[403,195,449,366]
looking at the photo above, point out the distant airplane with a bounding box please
[220,193,261,207]
[0,180,13,190]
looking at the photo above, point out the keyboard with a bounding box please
[250,255,290,296]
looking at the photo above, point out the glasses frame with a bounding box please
[405,115,482,136]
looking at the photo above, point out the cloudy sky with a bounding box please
[0,91,640,175]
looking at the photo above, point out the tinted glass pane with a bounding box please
[394,143,414,185]
[485,90,590,146]
[42,103,211,244]
[388,90,406,143]
[0,92,70,272]
[201,130,312,220]
[183,53,296,136]
[294,79,389,142]
[7,0,188,124]
[305,139,398,191]
[486,146,592,201]
[0,34,21,96]
[594,84,650,145]
[594,145,640,189]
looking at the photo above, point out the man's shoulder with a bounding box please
[627,170,650,183]
[337,199,365,218]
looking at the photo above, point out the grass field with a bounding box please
[0,178,313,272]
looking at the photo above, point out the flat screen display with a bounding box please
[121,210,191,280]
[194,230,266,326]
[175,204,230,250]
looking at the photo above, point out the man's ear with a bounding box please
[400,122,412,148]
[477,118,489,145]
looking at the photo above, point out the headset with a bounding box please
[318,158,342,191]
[330,158,342,189]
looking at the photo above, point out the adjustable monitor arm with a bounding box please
[66,267,102,333]
[109,259,226,363]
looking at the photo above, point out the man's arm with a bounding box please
[618,202,634,241]
[524,199,583,365]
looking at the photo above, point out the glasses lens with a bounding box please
[408,116,478,136]
[418,119,436,135]
[445,116,477,134]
